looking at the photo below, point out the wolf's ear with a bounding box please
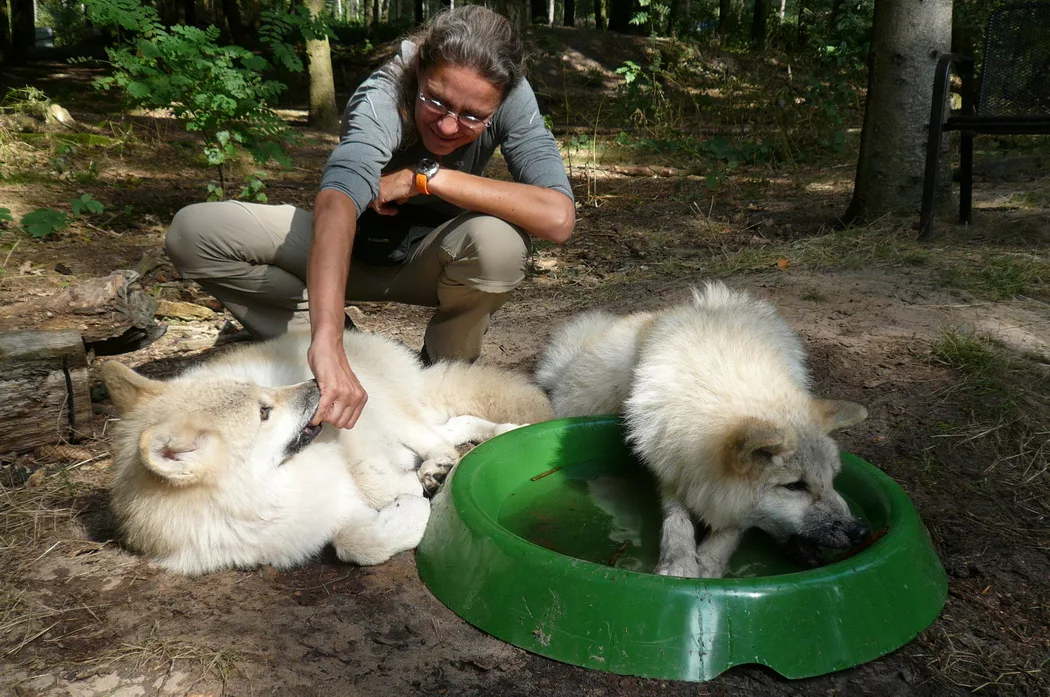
[138,425,223,486]
[724,419,797,475]
[814,399,868,433]
[102,361,166,414]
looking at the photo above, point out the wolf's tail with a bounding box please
[534,310,617,394]
[421,361,555,425]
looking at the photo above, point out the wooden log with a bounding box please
[0,270,164,353]
[0,330,94,455]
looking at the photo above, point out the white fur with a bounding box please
[105,330,553,575]
[536,282,869,578]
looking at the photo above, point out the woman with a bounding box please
[166,6,575,430]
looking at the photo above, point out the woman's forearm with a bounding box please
[426,169,575,243]
[308,189,358,344]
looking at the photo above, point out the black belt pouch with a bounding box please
[352,206,455,266]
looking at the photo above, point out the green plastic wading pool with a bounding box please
[415,416,948,682]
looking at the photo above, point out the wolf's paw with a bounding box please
[654,555,701,578]
[492,422,526,436]
[418,457,456,497]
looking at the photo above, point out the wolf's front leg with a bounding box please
[694,527,743,579]
[332,495,431,566]
[654,497,701,578]
[439,415,525,445]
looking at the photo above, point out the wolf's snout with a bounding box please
[846,520,870,544]
[296,379,322,411]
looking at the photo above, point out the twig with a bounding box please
[1,239,19,270]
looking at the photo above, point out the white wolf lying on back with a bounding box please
[536,282,869,578]
[103,330,553,576]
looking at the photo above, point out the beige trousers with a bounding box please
[165,201,530,362]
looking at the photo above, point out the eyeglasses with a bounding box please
[417,90,491,131]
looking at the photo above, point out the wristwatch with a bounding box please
[415,158,440,195]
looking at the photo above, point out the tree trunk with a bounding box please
[608,0,633,33]
[548,0,556,26]
[415,0,424,24]
[844,0,953,223]
[594,0,604,29]
[751,0,768,48]
[183,0,197,26]
[829,0,842,39]
[563,0,575,26]
[221,0,245,44]
[305,0,339,131]
[9,0,33,64]
[494,0,529,37]
[531,0,545,23]
[718,0,733,34]
[778,0,785,21]
[0,0,13,64]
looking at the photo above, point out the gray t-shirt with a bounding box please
[320,40,573,221]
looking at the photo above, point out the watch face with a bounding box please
[418,158,440,177]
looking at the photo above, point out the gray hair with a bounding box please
[414,5,526,92]
[397,6,526,141]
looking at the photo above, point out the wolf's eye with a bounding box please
[260,406,272,421]
[782,480,808,492]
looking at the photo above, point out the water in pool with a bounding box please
[497,458,864,577]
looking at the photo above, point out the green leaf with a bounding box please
[21,208,68,238]
[71,194,105,216]
[0,208,13,223]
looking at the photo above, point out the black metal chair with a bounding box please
[919,2,1050,241]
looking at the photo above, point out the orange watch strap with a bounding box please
[415,172,430,195]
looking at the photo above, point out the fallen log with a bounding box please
[0,329,94,455]
[0,269,165,354]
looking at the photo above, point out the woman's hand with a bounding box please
[307,335,367,430]
[371,168,418,216]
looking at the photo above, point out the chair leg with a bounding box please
[959,131,974,225]
[919,120,946,242]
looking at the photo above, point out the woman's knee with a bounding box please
[166,201,266,279]
[446,215,530,288]
[165,203,215,274]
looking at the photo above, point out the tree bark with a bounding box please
[494,0,530,37]
[305,0,339,131]
[531,0,545,23]
[0,0,12,64]
[9,0,33,64]
[608,0,633,33]
[0,330,94,454]
[221,0,245,45]
[718,0,733,34]
[844,0,953,223]
[751,0,768,48]
[594,0,605,30]
[183,0,197,26]
[563,0,575,26]
[415,0,424,25]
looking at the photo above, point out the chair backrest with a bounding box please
[978,1,1050,117]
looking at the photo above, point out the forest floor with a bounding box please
[1,25,1048,697]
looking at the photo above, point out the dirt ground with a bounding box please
[2,26,1049,697]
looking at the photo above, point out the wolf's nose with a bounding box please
[846,521,871,543]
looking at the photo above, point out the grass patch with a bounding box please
[937,254,1045,300]
[12,132,124,147]
[928,326,1049,493]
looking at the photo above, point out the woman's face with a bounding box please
[415,62,502,157]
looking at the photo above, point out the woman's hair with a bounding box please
[397,5,526,140]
